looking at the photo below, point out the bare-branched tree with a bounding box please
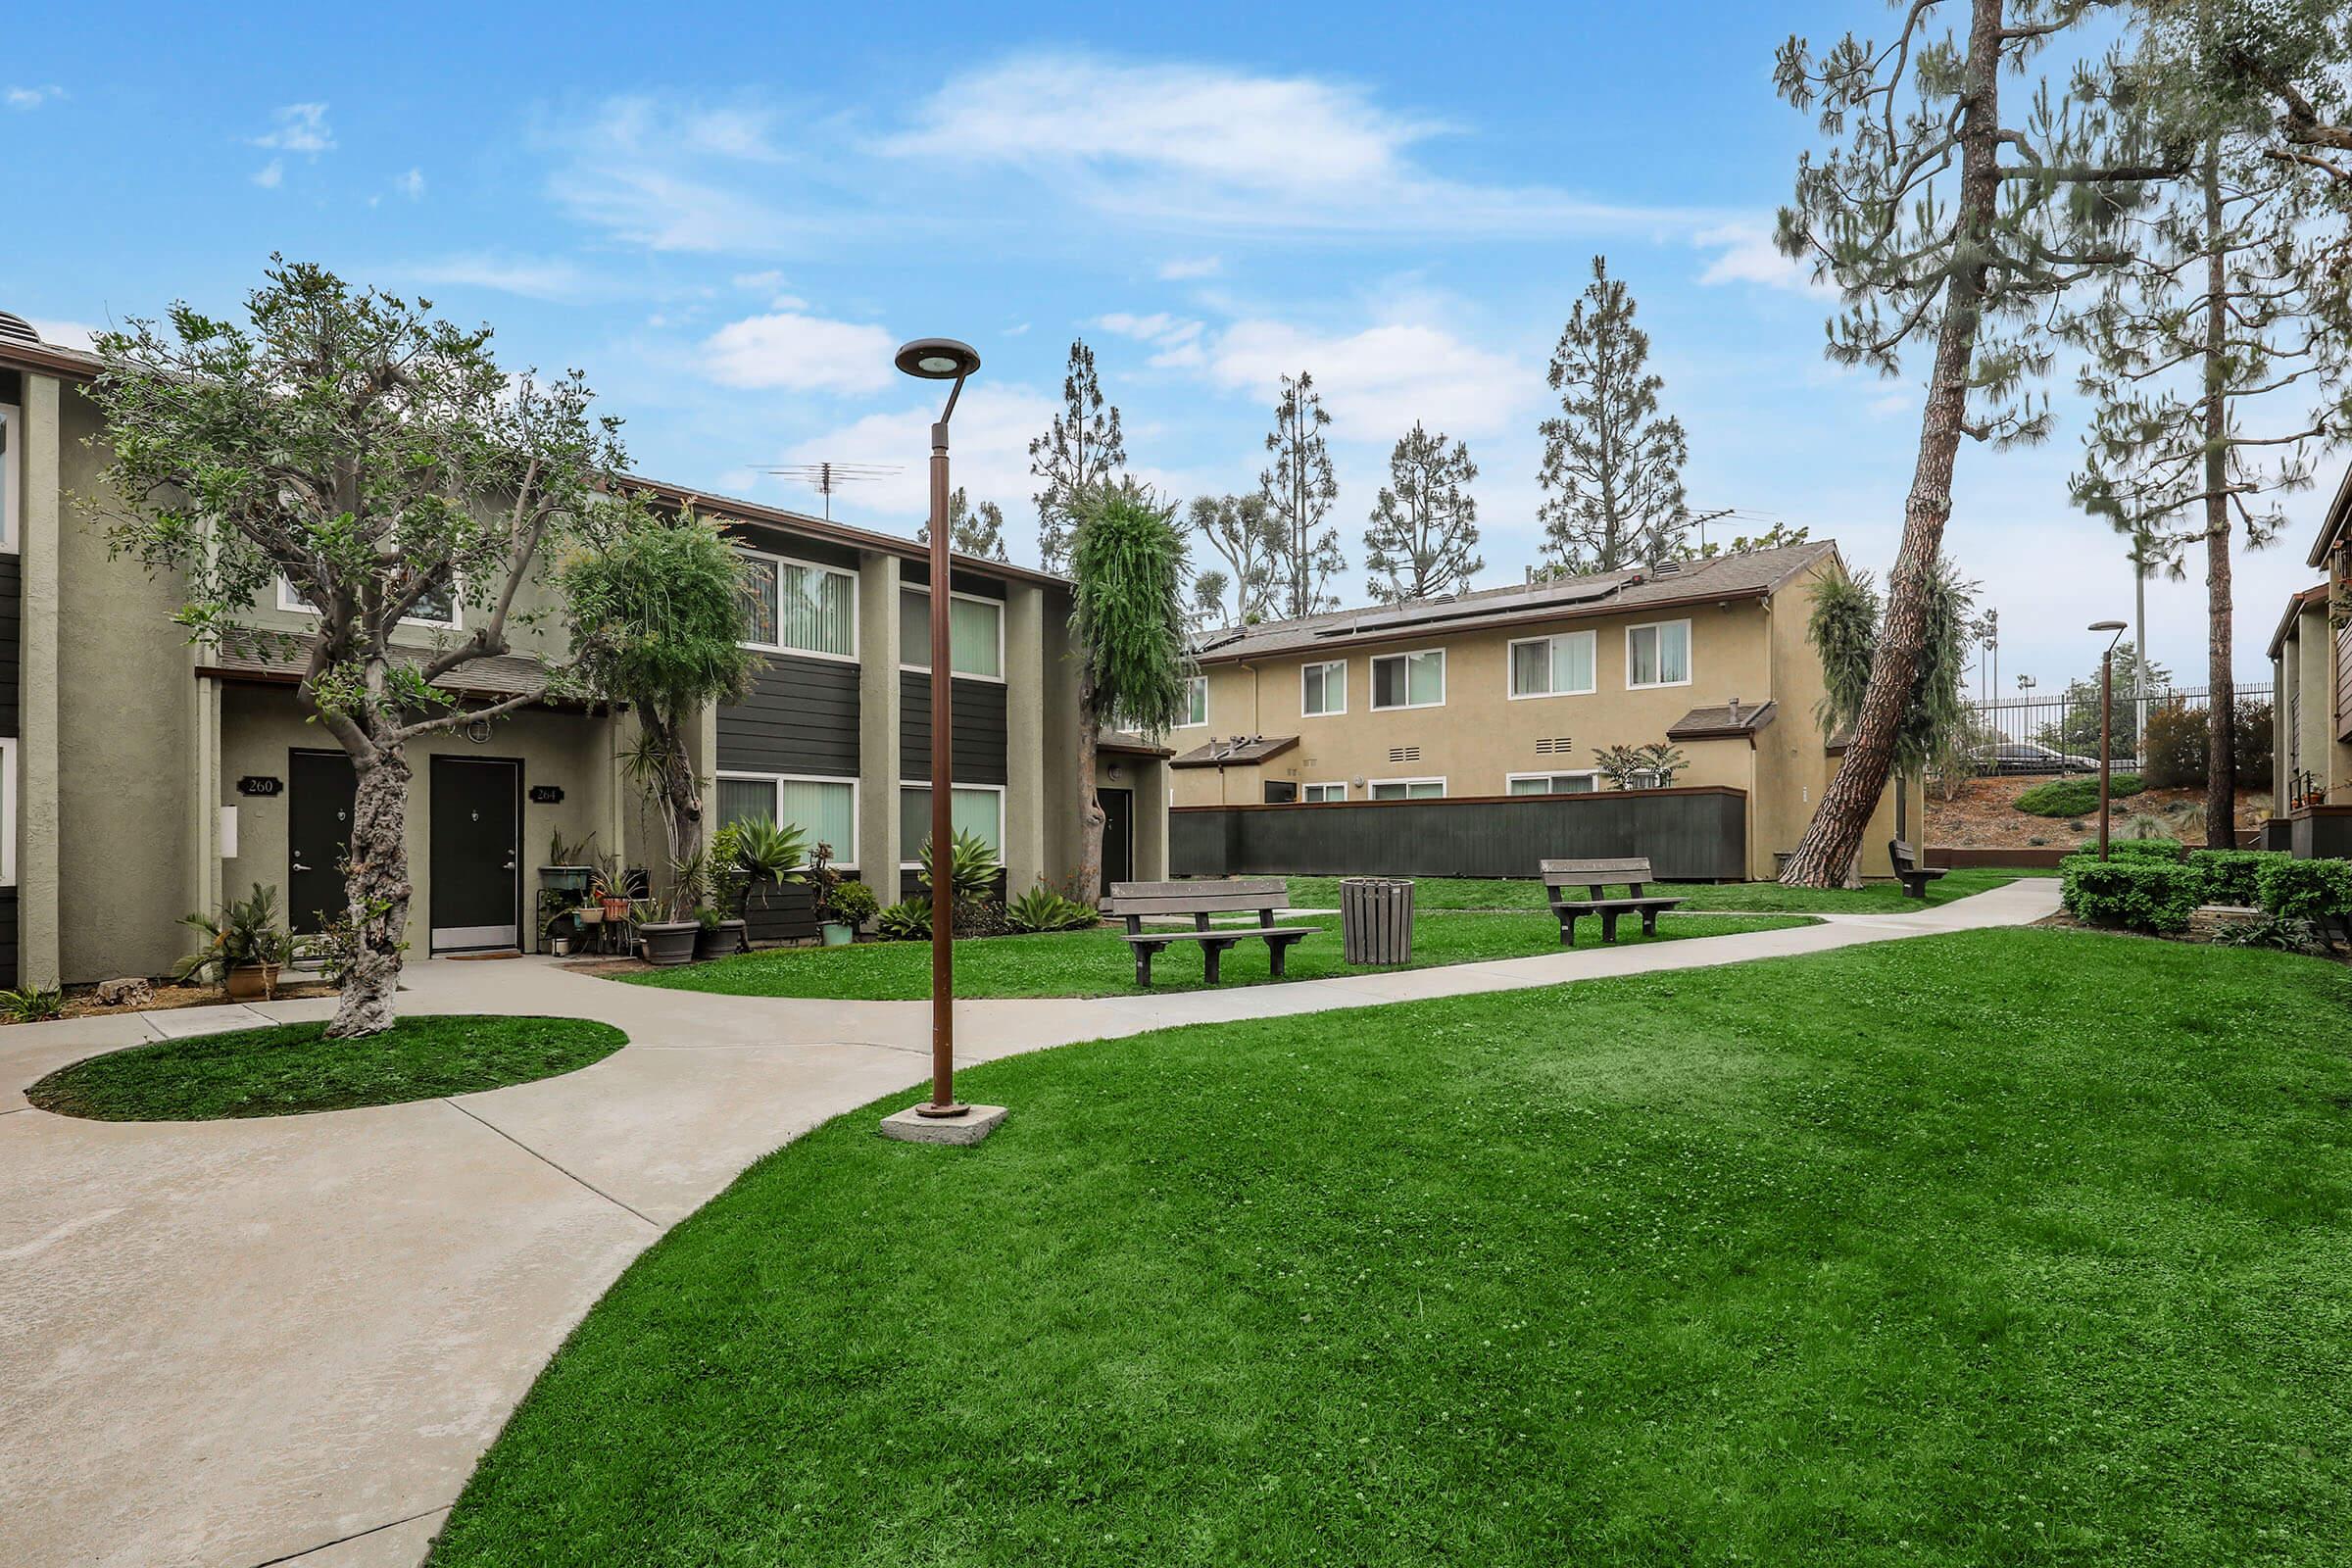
[1188,492,1282,626]
[1259,372,1345,617]
[1030,339,1125,573]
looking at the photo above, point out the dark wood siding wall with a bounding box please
[899,673,1007,784]
[717,655,860,776]
[1170,789,1750,883]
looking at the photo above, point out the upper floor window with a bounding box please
[899,587,1004,679]
[1371,649,1446,710]
[0,401,20,553]
[278,569,459,629]
[1369,777,1445,800]
[1507,771,1597,796]
[1300,781,1348,803]
[1300,659,1347,717]
[740,550,857,660]
[1508,631,1595,699]
[1176,674,1208,728]
[1626,619,1691,689]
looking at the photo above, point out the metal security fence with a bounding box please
[1966,685,2273,772]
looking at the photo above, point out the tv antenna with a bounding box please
[764,461,903,522]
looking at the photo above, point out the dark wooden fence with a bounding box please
[1171,788,1748,883]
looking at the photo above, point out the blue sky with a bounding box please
[4,1,2332,690]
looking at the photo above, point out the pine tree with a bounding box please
[1537,256,1691,573]
[1258,372,1345,617]
[1029,339,1124,573]
[1363,422,1482,603]
[1769,0,2168,888]
[1188,493,1282,625]
[919,486,1009,563]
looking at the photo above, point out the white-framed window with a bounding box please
[1626,619,1692,689]
[715,772,858,868]
[1300,781,1348,803]
[0,736,15,886]
[1176,674,1208,728]
[1507,771,1599,796]
[899,586,1005,679]
[1507,631,1596,699]
[1370,648,1446,710]
[899,782,1006,867]
[1300,659,1347,717]
[277,569,461,629]
[739,549,858,661]
[0,401,20,554]
[1368,777,1446,800]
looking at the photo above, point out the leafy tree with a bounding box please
[918,486,1009,563]
[1188,492,1282,625]
[2141,0,2352,192]
[2066,25,2351,852]
[1029,339,1124,572]
[1363,422,1482,603]
[1592,742,1690,789]
[1769,1,2165,887]
[2036,642,2176,758]
[1538,256,1691,573]
[1069,486,1192,899]
[87,260,624,1036]
[562,513,754,923]
[1259,372,1345,616]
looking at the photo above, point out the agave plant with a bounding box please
[731,816,808,886]
[1005,882,1098,933]
[915,827,1000,902]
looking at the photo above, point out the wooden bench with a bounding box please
[1888,839,1947,900]
[1543,857,1688,945]
[1103,878,1317,987]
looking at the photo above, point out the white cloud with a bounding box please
[1694,222,1827,295]
[398,254,590,301]
[541,97,834,253]
[702,312,899,394]
[1158,255,1222,280]
[394,168,426,201]
[732,270,787,290]
[1191,318,1530,440]
[5,84,65,111]
[770,383,1062,537]
[881,52,1720,235]
[251,160,284,189]
[27,318,98,350]
[1004,322,1031,337]
[253,101,334,155]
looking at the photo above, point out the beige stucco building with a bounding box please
[1169,542,1919,882]
[2266,466,2352,858]
[0,319,1165,989]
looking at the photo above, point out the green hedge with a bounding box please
[2254,858,2352,925]
[2015,774,2145,817]
[2060,857,2203,933]
[2185,849,2288,908]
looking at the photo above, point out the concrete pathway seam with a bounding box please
[248,1505,452,1567]
[438,1098,662,1231]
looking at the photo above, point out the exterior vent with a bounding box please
[0,312,41,346]
[1534,736,1574,755]
[1653,559,1683,576]
[1387,745,1420,764]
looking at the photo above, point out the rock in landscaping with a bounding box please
[94,977,154,1008]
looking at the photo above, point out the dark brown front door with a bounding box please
[429,756,520,951]
[1099,787,1134,896]
[288,750,357,934]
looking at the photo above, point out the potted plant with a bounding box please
[539,828,598,897]
[801,841,858,946]
[588,853,631,923]
[826,878,879,943]
[174,883,294,1000]
[693,824,751,960]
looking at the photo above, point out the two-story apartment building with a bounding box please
[0,316,1167,989]
[2267,465,2352,858]
[1168,540,1918,882]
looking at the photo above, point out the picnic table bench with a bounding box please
[1103,878,1317,987]
[1888,839,1947,900]
[1543,857,1687,945]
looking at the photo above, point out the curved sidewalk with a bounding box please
[0,879,2058,1568]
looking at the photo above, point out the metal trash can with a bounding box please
[1341,877,1415,965]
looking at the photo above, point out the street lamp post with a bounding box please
[895,338,982,1121]
[2090,620,2128,860]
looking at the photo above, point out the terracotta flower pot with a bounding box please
[225,963,281,1001]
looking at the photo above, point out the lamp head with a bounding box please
[2087,620,2127,633]
[895,338,981,381]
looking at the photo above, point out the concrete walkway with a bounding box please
[0,879,2058,1568]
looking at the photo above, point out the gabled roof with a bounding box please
[1191,541,1837,664]
[1667,700,1779,741]
[1169,734,1300,770]
[194,634,585,705]
[2311,464,2352,567]
[2268,584,2330,660]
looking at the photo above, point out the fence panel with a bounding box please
[1966,685,2272,772]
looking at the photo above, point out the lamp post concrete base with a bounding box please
[878,1102,1007,1146]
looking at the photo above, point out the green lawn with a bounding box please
[435,930,2352,1566]
[1289,865,2041,913]
[26,1015,627,1121]
[620,909,1812,1001]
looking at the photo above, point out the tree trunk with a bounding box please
[2200,144,2238,854]
[326,746,413,1039]
[1779,0,2000,889]
[648,709,704,922]
[1076,665,1104,905]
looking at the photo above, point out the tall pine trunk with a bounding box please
[1780,0,2001,888]
[1076,663,1104,903]
[327,745,413,1039]
[2200,145,2238,852]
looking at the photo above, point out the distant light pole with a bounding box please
[895,337,981,1119]
[2090,620,2128,860]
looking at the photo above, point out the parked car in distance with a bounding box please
[1973,740,2135,776]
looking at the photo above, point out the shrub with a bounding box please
[953,896,1011,939]
[2139,700,2207,789]
[826,879,879,927]
[0,987,66,1023]
[2015,774,2144,817]
[2061,856,2203,932]
[2235,698,2275,783]
[1006,882,1100,934]
[2088,836,2184,862]
[875,900,931,941]
[2186,849,2287,907]
[2254,858,2352,927]
[2219,911,2328,954]
[916,827,1001,902]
